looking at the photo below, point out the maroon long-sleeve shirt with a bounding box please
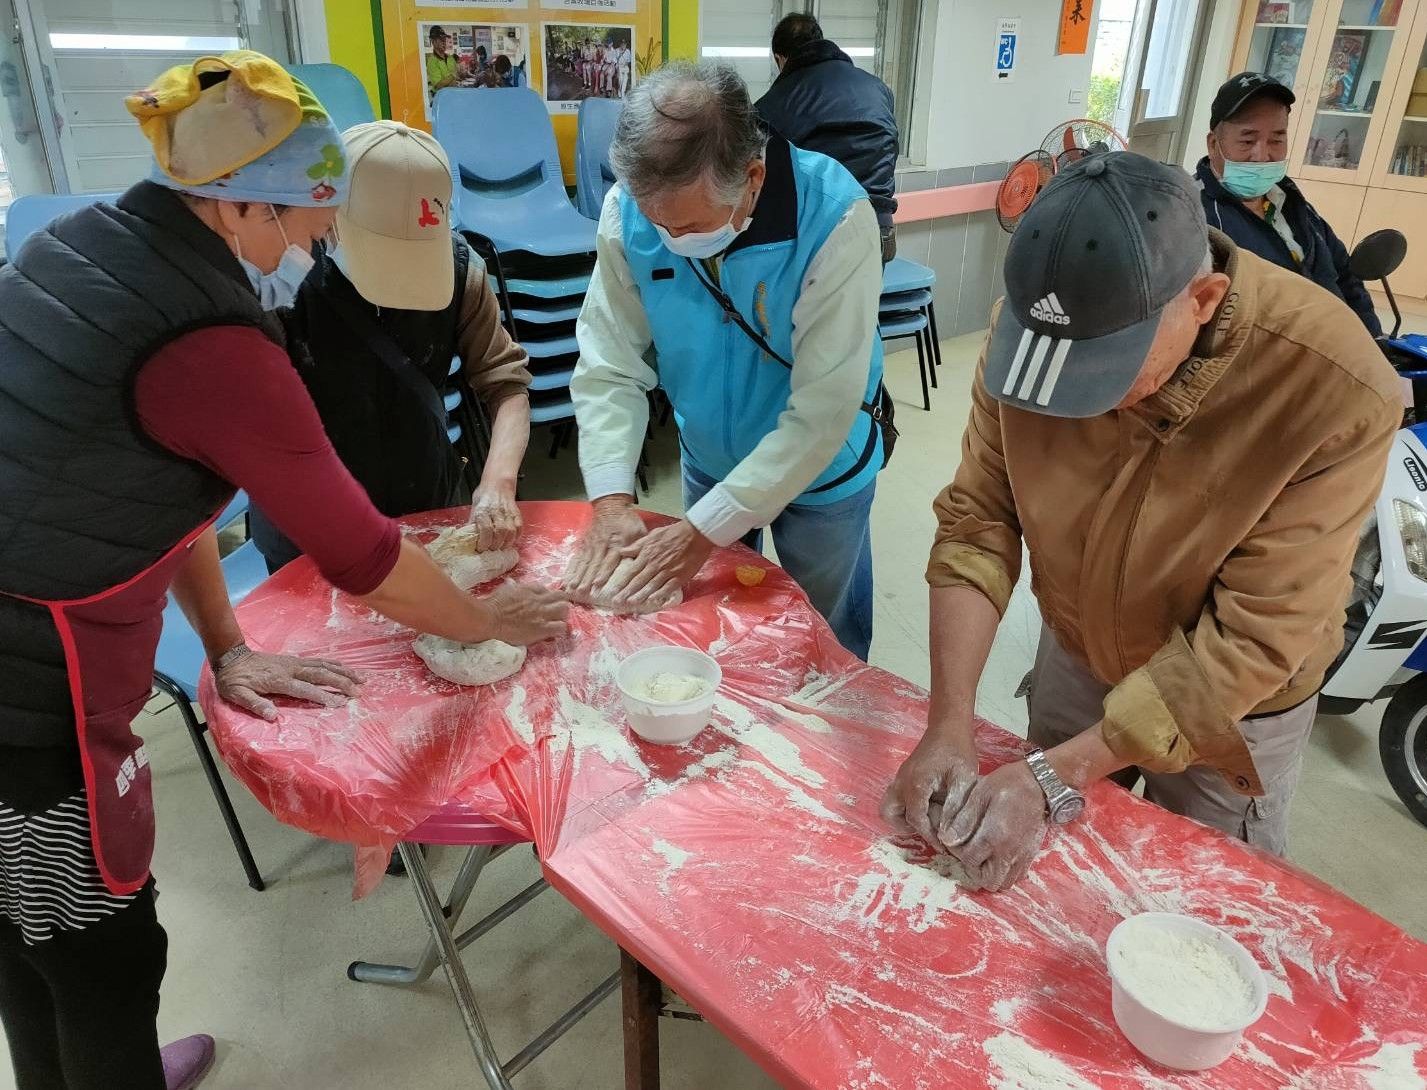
[135,325,401,595]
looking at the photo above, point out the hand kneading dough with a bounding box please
[575,557,683,615]
[425,524,518,590]
[412,634,526,686]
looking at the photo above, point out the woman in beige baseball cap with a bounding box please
[249,121,536,584]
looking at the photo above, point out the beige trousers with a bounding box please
[1025,627,1316,855]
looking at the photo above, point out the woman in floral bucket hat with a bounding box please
[0,51,566,1090]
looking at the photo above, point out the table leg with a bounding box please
[621,948,661,1090]
[402,842,515,1090]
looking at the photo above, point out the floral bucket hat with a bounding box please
[126,50,349,207]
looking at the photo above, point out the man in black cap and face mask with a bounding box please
[1195,70,1381,336]
[883,152,1399,893]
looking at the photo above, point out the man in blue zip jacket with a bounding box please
[1195,71,1381,336]
[566,61,887,660]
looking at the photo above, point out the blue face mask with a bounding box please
[1220,158,1289,200]
[236,206,316,310]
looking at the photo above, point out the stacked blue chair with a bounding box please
[5,192,118,256]
[880,257,942,412]
[575,97,622,220]
[286,63,376,131]
[435,88,600,466]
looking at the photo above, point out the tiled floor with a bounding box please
[3,330,1424,1090]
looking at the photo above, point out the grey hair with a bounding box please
[1199,243,1214,277]
[610,60,768,204]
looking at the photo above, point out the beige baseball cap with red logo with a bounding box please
[336,121,455,311]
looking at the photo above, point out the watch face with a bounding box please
[1050,794,1086,825]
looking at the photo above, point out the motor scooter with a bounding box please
[1319,228,1427,827]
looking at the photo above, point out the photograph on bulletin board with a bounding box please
[542,22,635,114]
[419,22,529,120]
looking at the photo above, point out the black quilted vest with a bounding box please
[0,181,282,745]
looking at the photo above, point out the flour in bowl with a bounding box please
[1109,924,1257,1029]
[631,672,712,703]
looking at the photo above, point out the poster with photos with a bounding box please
[419,21,529,120]
[542,22,635,113]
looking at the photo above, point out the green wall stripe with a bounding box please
[370,0,392,118]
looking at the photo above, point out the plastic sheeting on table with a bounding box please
[203,501,1427,1089]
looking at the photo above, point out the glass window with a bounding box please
[9,0,296,197]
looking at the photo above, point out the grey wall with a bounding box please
[893,161,1012,338]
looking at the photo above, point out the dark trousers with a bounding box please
[0,892,166,1090]
[0,748,167,1090]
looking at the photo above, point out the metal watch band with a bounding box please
[1024,747,1086,824]
[211,642,253,672]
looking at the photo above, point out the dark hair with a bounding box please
[475,44,487,58]
[492,54,511,75]
[771,13,822,58]
[429,25,447,41]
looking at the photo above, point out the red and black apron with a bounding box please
[1,514,221,895]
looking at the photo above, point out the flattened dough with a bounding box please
[412,634,526,686]
[425,524,518,590]
[572,557,683,615]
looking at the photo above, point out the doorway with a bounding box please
[1088,0,1216,162]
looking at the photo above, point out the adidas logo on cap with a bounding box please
[1029,292,1070,326]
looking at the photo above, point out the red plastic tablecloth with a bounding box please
[204,502,1427,1089]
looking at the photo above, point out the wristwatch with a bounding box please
[1024,748,1086,825]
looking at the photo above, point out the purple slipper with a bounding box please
[161,1034,216,1090]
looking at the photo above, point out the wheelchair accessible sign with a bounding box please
[996,18,1020,82]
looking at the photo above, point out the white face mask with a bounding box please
[653,181,759,260]
[235,205,315,310]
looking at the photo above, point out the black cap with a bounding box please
[1210,71,1295,128]
[984,152,1208,418]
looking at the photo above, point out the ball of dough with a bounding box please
[425,524,518,591]
[412,634,526,686]
[576,557,683,615]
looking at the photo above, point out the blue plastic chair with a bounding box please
[880,309,934,413]
[286,63,376,131]
[880,287,933,314]
[152,492,268,891]
[883,256,936,294]
[4,192,117,256]
[575,97,622,220]
[434,87,597,258]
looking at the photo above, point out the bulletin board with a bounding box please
[379,0,670,182]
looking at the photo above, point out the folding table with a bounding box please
[204,502,1427,1090]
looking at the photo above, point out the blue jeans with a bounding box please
[682,462,875,661]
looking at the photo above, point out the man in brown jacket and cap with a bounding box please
[883,152,1399,891]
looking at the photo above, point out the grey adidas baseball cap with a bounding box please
[984,151,1209,418]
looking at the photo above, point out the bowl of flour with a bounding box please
[616,646,722,745]
[1106,912,1268,1070]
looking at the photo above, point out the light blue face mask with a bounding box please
[653,180,759,260]
[1220,158,1289,200]
[236,205,316,310]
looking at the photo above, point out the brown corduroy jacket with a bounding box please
[926,234,1400,795]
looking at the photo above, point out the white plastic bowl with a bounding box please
[1106,912,1268,1071]
[615,646,722,745]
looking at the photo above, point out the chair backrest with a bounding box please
[4,192,117,256]
[434,87,584,237]
[286,63,376,131]
[575,97,623,220]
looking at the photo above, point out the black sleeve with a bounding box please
[1319,213,1384,338]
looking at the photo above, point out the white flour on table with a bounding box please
[711,696,824,787]
[1364,1042,1426,1090]
[505,684,534,745]
[554,686,650,777]
[983,1033,1100,1090]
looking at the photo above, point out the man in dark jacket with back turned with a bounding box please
[1195,71,1381,336]
[756,13,900,263]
